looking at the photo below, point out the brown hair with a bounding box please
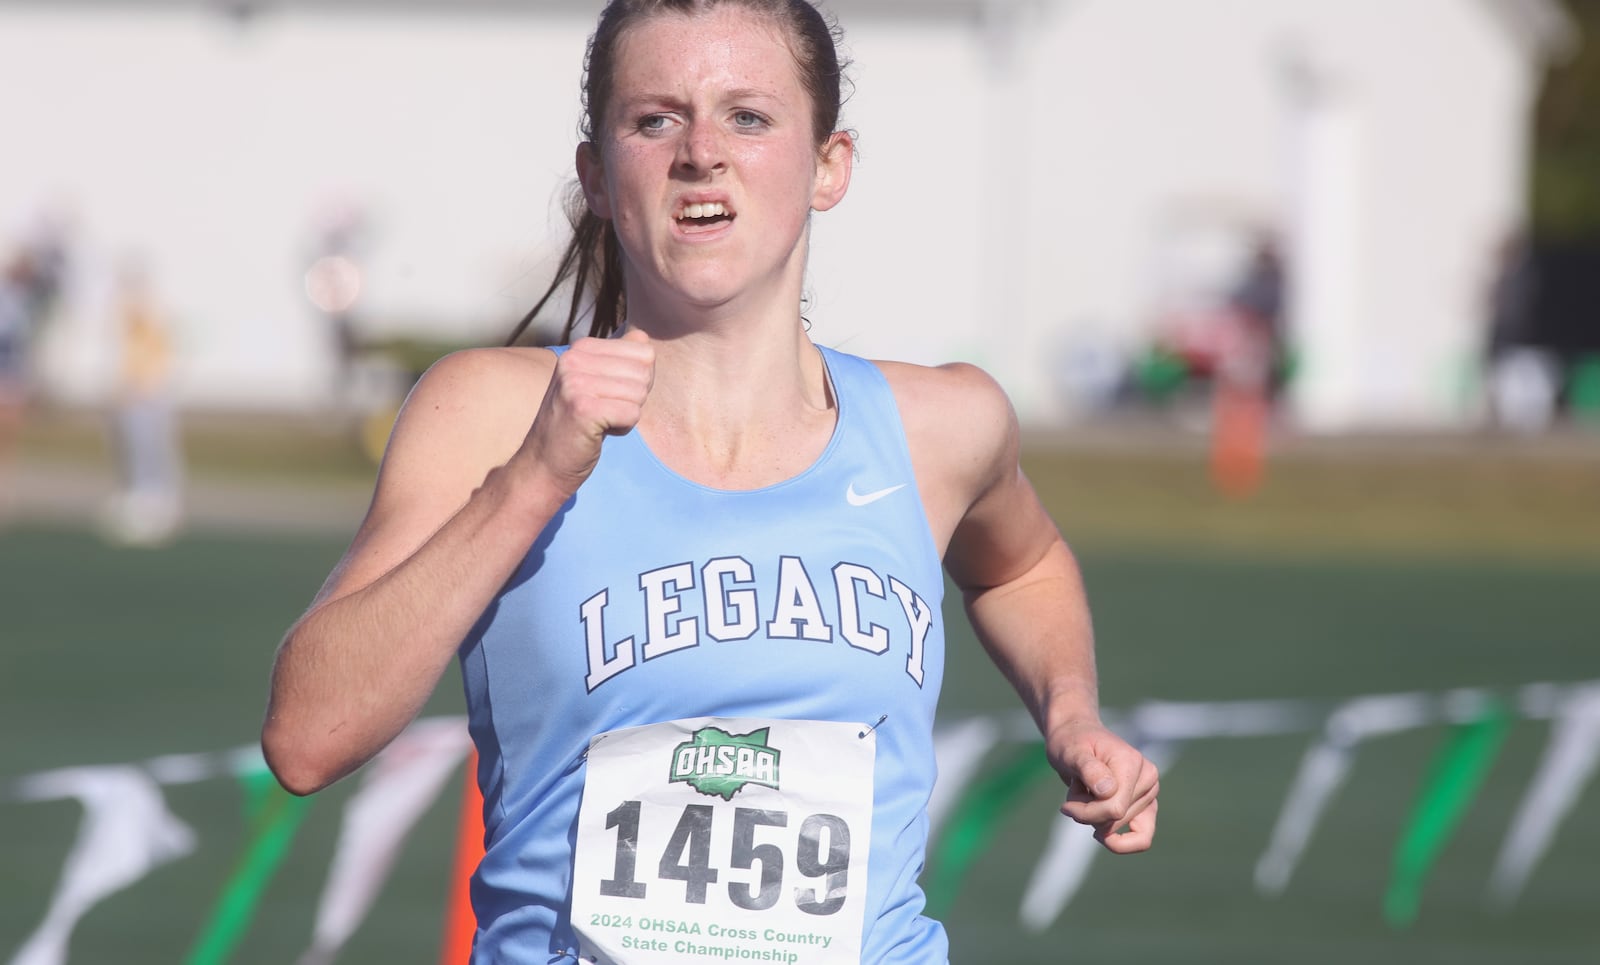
[506,0,848,345]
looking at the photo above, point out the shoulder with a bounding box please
[874,359,1014,428]
[398,345,551,437]
[407,345,554,409]
[875,359,1017,468]
[870,359,1020,549]
[375,345,555,506]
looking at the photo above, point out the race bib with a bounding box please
[572,717,876,965]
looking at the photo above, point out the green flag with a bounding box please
[184,766,313,965]
[1383,701,1512,927]
[925,741,1057,919]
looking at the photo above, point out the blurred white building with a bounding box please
[0,0,1574,428]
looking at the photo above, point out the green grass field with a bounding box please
[3,435,1598,964]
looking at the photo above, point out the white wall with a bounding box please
[0,0,1543,427]
[2,5,594,408]
[807,13,987,370]
[1002,0,1538,427]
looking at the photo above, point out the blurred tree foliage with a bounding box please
[1532,1,1600,240]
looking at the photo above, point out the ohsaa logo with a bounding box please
[669,726,781,801]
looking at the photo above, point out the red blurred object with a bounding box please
[440,749,485,965]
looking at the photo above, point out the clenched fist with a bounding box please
[1049,720,1160,854]
[516,328,655,497]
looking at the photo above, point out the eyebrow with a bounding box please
[617,87,782,111]
[723,87,781,102]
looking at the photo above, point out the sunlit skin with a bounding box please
[577,7,852,337]
[263,3,1158,875]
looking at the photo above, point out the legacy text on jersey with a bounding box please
[581,555,936,692]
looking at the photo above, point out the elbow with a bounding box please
[268,769,326,799]
[260,717,345,797]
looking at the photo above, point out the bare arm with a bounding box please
[888,361,1159,852]
[262,333,654,794]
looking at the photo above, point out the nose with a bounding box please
[676,118,726,177]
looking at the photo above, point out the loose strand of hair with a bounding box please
[592,224,626,340]
[507,187,610,347]
[504,229,582,347]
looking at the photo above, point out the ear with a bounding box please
[810,130,853,213]
[576,141,612,219]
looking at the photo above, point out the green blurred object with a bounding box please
[1530,0,1600,241]
[1381,701,1513,928]
[923,741,1054,919]
[1132,349,1190,401]
[184,770,313,965]
[1567,354,1600,426]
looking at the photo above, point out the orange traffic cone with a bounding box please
[1209,313,1270,499]
[1210,379,1267,498]
[440,750,485,964]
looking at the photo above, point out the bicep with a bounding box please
[944,464,1062,597]
[307,351,538,610]
[935,371,1060,593]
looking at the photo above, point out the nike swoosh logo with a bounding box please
[846,482,907,507]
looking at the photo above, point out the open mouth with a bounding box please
[675,201,734,231]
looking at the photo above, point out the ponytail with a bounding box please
[505,183,626,346]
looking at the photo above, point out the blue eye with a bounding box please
[638,115,669,134]
[732,111,766,129]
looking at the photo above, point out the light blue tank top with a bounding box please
[461,345,949,963]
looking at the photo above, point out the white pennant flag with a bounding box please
[929,716,1002,836]
[10,766,196,965]
[1017,740,1179,931]
[1487,685,1600,909]
[296,717,471,965]
[1254,693,1433,896]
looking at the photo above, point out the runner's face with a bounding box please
[579,7,850,313]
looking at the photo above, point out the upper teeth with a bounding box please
[679,202,727,220]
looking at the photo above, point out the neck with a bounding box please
[625,310,835,487]
[614,230,840,484]
[623,238,826,425]
[644,317,828,427]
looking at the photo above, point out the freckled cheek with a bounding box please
[607,171,663,235]
[602,143,668,215]
[736,146,818,207]
[730,141,809,182]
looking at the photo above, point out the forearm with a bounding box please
[962,537,1102,738]
[263,459,564,793]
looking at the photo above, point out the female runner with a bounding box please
[264,2,1158,961]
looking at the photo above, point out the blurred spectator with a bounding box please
[0,222,69,517]
[0,255,33,515]
[18,213,69,324]
[3,206,73,454]
[1131,230,1290,425]
[1483,229,1559,431]
[102,263,184,545]
[303,204,368,410]
[1485,229,1539,361]
[1207,237,1284,498]
[1228,237,1288,396]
